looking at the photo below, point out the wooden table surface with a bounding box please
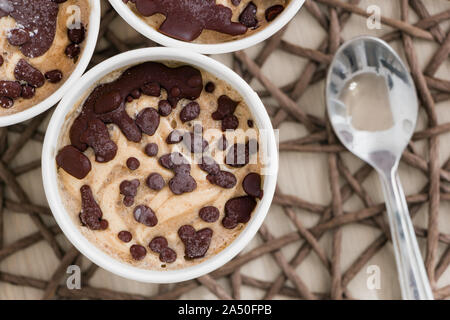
[0,0,449,299]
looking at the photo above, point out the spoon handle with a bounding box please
[378,171,434,300]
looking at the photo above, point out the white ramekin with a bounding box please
[42,48,279,283]
[0,0,100,127]
[108,0,305,54]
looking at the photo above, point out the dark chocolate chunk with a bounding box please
[198,156,220,175]
[132,0,247,41]
[56,145,91,179]
[207,170,237,189]
[130,89,141,99]
[166,130,184,144]
[205,81,215,93]
[242,173,263,199]
[0,97,13,109]
[65,43,81,59]
[133,205,158,227]
[144,143,158,157]
[80,119,118,163]
[8,28,30,46]
[231,0,241,6]
[130,244,147,260]
[146,173,165,191]
[188,74,202,88]
[135,108,160,136]
[247,119,254,128]
[21,84,35,99]
[68,23,86,44]
[14,59,45,88]
[0,81,22,99]
[169,173,197,195]
[119,179,140,207]
[94,90,122,114]
[199,206,220,223]
[126,157,140,170]
[79,185,108,230]
[149,236,168,253]
[183,132,209,153]
[45,70,63,83]
[158,100,172,116]
[222,196,257,229]
[180,101,200,122]
[225,143,249,168]
[265,5,284,22]
[222,114,239,131]
[178,225,213,259]
[212,95,239,120]
[118,230,132,242]
[159,152,190,170]
[239,2,258,28]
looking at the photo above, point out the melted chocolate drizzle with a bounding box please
[1,0,59,58]
[69,62,203,159]
[131,0,247,41]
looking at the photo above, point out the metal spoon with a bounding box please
[326,36,433,300]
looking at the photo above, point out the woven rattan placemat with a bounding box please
[0,0,449,300]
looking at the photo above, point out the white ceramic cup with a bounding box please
[0,0,101,127]
[108,0,305,54]
[42,48,279,283]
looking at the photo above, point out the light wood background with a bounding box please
[0,0,449,299]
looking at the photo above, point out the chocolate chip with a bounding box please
[166,130,183,144]
[205,82,215,93]
[130,244,147,261]
[169,173,197,195]
[126,157,140,170]
[79,185,108,230]
[0,55,3,67]
[14,59,45,88]
[118,231,132,243]
[131,89,141,99]
[222,196,257,229]
[135,108,160,136]
[94,90,122,114]
[158,100,172,116]
[8,28,30,46]
[199,206,220,223]
[68,23,85,44]
[184,132,209,153]
[146,173,165,191]
[159,152,189,170]
[119,179,139,207]
[222,114,239,131]
[243,173,263,199]
[133,205,158,227]
[45,70,63,83]
[180,102,200,122]
[65,43,81,59]
[149,236,168,253]
[21,84,35,99]
[0,81,22,99]
[239,2,258,28]
[212,95,238,120]
[207,170,237,189]
[265,5,284,22]
[225,143,249,168]
[144,143,158,157]
[0,97,13,109]
[141,82,161,97]
[247,119,254,128]
[198,156,220,175]
[170,86,181,97]
[178,225,213,259]
[217,135,228,151]
[160,247,177,263]
[231,0,241,6]
[56,145,92,179]
[80,119,118,163]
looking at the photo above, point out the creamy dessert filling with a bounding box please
[56,61,265,270]
[0,0,90,115]
[122,0,290,44]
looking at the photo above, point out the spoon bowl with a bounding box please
[326,36,433,300]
